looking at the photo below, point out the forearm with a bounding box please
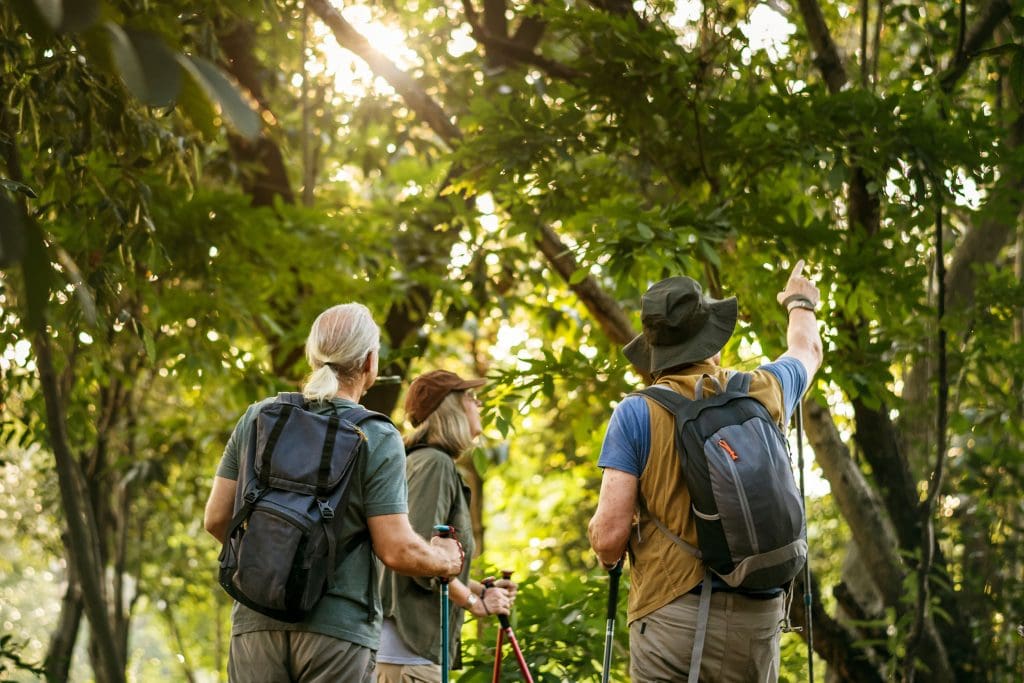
[448,578,476,608]
[588,518,630,567]
[784,308,823,378]
[369,512,460,577]
[379,535,449,576]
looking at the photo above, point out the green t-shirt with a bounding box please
[216,396,408,649]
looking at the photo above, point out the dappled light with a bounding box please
[2,0,1023,681]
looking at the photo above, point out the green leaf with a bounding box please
[176,58,218,140]
[1010,48,1024,105]
[569,267,589,285]
[973,43,1020,58]
[19,216,51,330]
[141,326,157,360]
[54,246,97,326]
[0,179,39,198]
[105,22,147,102]
[9,0,58,39]
[107,25,184,108]
[184,56,261,140]
[58,0,99,32]
[0,196,25,268]
[471,446,488,475]
[635,222,654,240]
[699,239,721,268]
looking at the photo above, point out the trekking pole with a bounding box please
[795,403,814,683]
[490,575,505,683]
[484,574,535,683]
[601,558,624,683]
[434,525,455,683]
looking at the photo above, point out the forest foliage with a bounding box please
[2,0,1024,680]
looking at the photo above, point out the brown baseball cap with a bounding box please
[405,370,486,427]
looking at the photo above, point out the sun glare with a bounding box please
[309,3,420,99]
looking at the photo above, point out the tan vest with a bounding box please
[627,362,786,623]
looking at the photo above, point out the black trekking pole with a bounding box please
[795,403,814,683]
[601,558,624,683]
[434,525,455,683]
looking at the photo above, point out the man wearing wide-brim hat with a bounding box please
[588,262,823,682]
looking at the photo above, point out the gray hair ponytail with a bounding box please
[302,303,380,401]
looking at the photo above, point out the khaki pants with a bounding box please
[375,662,442,683]
[629,591,784,683]
[228,630,376,682]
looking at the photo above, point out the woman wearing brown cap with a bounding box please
[377,370,515,683]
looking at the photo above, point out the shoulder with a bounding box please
[613,393,651,421]
[754,357,807,395]
[408,446,457,471]
[232,396,276,432]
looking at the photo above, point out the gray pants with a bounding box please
[228,630,376,682]
[629,591,784,682]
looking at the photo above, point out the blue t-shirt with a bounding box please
[598,357,808,476]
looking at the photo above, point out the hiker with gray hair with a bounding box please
[588,262,823,682]
[204,303,464,683]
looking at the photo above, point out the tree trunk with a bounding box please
[45,545,82,683]
[33,329,126,683]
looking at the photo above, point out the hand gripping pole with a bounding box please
[485,572,534,683]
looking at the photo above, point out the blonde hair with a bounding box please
[302,303,380,401]
[403,391,474,456]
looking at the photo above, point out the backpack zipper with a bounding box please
[719,445,759,554]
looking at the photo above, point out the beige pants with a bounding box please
[375,662,442,683]
[629,591,784,682]
[228,630,376,682]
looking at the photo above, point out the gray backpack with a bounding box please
[635,372,807,681]
[218,393,389,622]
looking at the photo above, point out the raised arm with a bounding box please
[776,259,823,382]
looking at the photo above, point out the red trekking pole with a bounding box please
[486,572,534,683]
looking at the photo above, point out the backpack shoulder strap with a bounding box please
[725,371,752,394]
[633,386,691,415]
[275,392,306,407]
[340,406,394,428]
[635,494,702,562]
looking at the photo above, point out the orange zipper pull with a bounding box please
[719,439,739,461]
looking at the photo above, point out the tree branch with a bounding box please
[939,0,1013,93]
[511,14,546,52]
[216,19,295,207]
[851,398,921,547]
[794,0,849,93]
[307,0,463,144]
[802,399,955,682]
[533,223,637,346]
[33,329,126,683]
[461,0,581,80]
[902,113,1024,410]
[789,570,886,682]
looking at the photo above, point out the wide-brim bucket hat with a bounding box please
[623,276,738,374]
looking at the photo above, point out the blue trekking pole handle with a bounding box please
[434,525,454,682]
